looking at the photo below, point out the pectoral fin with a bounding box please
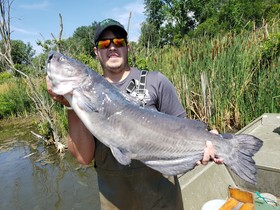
[110,146,131,165]
[74,90,98,112]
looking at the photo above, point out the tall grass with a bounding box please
[1,24,279,135]
[132,26,279,132]
[0,78,32,118]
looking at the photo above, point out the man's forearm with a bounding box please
[68,110,95,165]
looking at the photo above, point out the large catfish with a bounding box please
[46,51,263,184]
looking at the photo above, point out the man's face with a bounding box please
[94,29,129,73]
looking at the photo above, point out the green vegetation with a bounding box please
[140,0,280,47]
[0,74,32,118]
[0,0,279,140]
[133,26,280,131]
[1,25,279,134]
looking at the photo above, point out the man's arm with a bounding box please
[67,110,95,165]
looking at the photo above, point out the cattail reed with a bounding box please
[131,22,279,132]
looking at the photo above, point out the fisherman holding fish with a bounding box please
[46,19,227,210]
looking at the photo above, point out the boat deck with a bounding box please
[179,113,280,210]
[234,113,280,196]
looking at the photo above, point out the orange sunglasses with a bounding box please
[97,38,127,49]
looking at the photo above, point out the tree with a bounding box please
[11,40,35,65]
[0,0,14,69]
[138,22,160,47]
[67,22,97,58]
[143,0,197,46]
[143,0,280,42]
[191,0,280,36]
[1,39,35,72]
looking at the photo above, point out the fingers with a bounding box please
[46,76,57,97]
[196,142,212,165]
[209,129,219,135]
[46,76,70,107]
[197,141,224,166]
[213,157,224,164]
[46,76,52,92]
[201,141,214,165]
[46,76,58,98]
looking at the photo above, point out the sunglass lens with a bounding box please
[98,40,111,49]
[113,38,126,47]
[98,38,126,49]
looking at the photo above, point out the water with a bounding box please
[0,118,100,210]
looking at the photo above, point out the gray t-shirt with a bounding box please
[113,67,186,117]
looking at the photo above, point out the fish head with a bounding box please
[46,51,88,95]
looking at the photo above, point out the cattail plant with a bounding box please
[132,22,279,132]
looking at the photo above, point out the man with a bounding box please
[46,18,221,210]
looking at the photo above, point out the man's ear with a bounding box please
[94,47,98,57]
[127,43,130,52]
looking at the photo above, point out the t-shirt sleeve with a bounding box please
[149,71,186,118]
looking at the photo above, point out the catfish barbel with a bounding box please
[46,51,263,184]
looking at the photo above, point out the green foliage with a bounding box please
[36,103,68,141]
[36,22,97,59]
[132,27,279,131]
[36,39,56,53]
[143,0,198,46]
[73,53,102,74]
[69,23,97,58]
[260,32,280,66]
[139,22,161,47]
[27,77,69,140]
[0,40,35,73]
[143,0,280,44]
[130,53,149,70]
[31,53,49,75]
[36,38,71,55]
[264,3,280,21]
[2,9,279,136]
[10,40,35,65]
[0,78,32,117]
[190,17,221,37]
[0,71,13,84]
[37,119,53,139]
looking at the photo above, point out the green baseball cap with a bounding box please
[94,18,127,44]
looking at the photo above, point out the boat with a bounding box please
[179,113,280,210]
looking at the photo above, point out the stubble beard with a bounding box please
[105,57,126,72]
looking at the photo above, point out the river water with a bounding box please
[0,117,100,210]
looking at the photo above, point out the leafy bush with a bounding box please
[260,32,280,66]
[0,79,32,117]
[0,72,13,84]
[73,53,102,74]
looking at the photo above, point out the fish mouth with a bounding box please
[47,51,55,64]
[44,51,55,74]
[48,51,54,61]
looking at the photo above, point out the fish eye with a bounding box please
[59,57,65,62]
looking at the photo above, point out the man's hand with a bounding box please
[197,129,224,165]
[46,76,70,107]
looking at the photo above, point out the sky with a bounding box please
[9,0,146,54]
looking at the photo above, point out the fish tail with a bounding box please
[221,134,263,184]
